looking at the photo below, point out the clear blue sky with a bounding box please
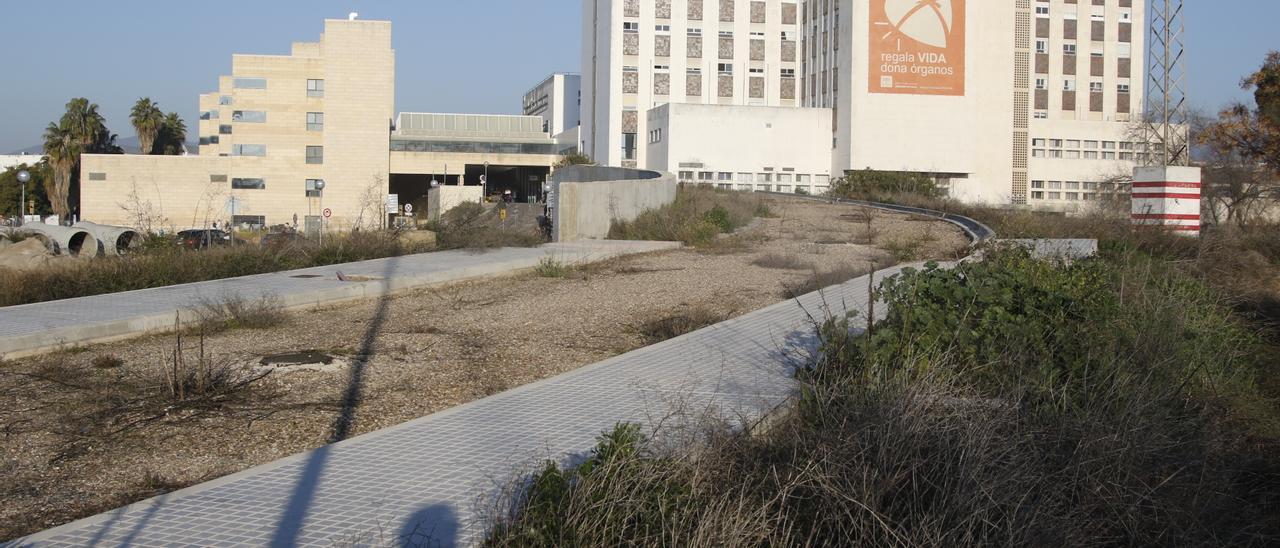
[0,1,1274,153]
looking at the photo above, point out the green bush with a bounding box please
[828,168,944,200]
[608,187,768,246]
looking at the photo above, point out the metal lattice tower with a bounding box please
[1143,0,1190,166]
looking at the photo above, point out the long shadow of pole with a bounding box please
[270,255,400,547]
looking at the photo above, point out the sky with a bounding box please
[0,0,1275,154]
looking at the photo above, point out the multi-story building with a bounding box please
[522,73,582,138]
[81,19,561,231]
[581,0,803,168]
[803,0,1146,206]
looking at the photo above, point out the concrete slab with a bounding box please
[0,240,679,360]
[8,258,938,547]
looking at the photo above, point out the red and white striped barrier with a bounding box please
[1131,166,1202,236]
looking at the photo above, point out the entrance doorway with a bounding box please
[466,164,550,203]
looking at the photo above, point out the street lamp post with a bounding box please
[314,180,326,246]
[484,161,489,202]
[16,170,30,226]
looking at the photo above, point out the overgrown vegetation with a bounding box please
[533,257,571,278]
[827,168,944,202]
[0,230,434,307]
[635,305,734,344]
[608,187,771,246]
[192,294,288,333]
[430,202,545,251]
[486,235,1280,545]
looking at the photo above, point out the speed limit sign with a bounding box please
[322,208,332,218]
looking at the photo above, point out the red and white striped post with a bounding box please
[1131,166,1202,236]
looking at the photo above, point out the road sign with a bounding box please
[386,194,400,214]
[322,208,332,218]
[499,208,508,221]
[479,174,487,184]
[403,203,413,214]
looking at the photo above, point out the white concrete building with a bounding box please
[522,73,582,138]
[646,103,831,192]
[0,153,43,172]
[803,0,1147,206]
[582,0,802,168]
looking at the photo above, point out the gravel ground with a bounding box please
[0,197,966,540]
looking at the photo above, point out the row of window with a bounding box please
[227,178,327,195]
[1036,78,1130,93]
[227,77,325,97]
[677,171,830,185]
[200,111,324,130]
[702,183,830,195]
[191,142,325,162]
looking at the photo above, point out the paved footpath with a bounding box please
[0,240,678,360]
[8,257,937,547]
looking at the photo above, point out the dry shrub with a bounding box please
[193,294,287,332]
[90,354,124,369]
[749,253,813,270]
[781,264,871,298]
[636,305,733,344]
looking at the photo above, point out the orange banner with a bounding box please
[869,0,966,96]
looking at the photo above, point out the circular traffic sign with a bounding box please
[403,203,413,214]
[322,208,332,218]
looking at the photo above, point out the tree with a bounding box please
[0,162,52,219]
[41,123,80,221]
[1197,51,1280,226]
[130,98,164,155]
[41,98,122,222]
[156,112,187,155]
[828,168,944,200]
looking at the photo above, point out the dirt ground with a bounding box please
[0,197,967,540]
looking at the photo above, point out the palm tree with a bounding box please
[60,98,108,150]
[130,98,164,154]
[157,112,188,155]
[41,123,80,221]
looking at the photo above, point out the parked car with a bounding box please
[177,229,232,249]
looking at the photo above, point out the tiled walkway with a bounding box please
[9,257,931,547]
[0,240,678,359]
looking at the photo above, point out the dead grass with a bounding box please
[750,253,814,270]
[192,294,288,333]
[635,305,735,344]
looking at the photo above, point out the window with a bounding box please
[1032,191,1045,200]
[306,146,324,164]
[1063,79,1076,91]
[1031,180,1045,189]
[1102,141,1116,149]
[654,64,670,70]
[1063,43,1077,55]
[219,124,232,135]
[749,67,764,74]
[648,128,663,143]
[1084,151,1099,159]
[1102,151,1116,159]
[736,172,752,182]
[623,21,639,32]
[758,173,773,183]
[1035,6,1049,16]
[1032,138,1046,147]
[219,95,233,106]
[200,111,218,120]
[1048,192,1061,200]
[718,172,732,181]
[1089,81,1103,92]
[687,28,702,36]
[1035,77,1048,90]
[1066,150,1081,159]
[210,174,227,183]
[1118,83,1131,93]
[655,24,671,32]
[622,133,637,160]
[1083,140,1099,149]
[232,215,266,228]
[718,63,733,73]
[698,171,713,181]
[1034,111,1048,119]
[1065,140,1080,148]
[1035,40,1048,54]
[781,68,796,77]
[305,79,325,98]
[233,77,267,89]
[232,144,266,157]
[231,178,265,190]
[1065,181,1080,190]
[307,112,324,131]
[306,179,324,197]
[796,174,811,183]
[1049,139,1063,148]
[679,171,694,181]
[1048,181,1063,189]
[719,30,733,37]
[1066,192,1079,201]
[232,110,266,123]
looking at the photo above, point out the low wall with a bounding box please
[427,186,483,222]
[551,166,677,241]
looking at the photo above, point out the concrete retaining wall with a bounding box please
[551,166,677,241]
[427,186,483,222]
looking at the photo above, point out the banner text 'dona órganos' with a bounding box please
[869,0,966,96]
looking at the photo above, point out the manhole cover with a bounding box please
[260,351,335,366]
[291,274,323,279]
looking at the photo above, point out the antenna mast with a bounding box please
[1143,0,1189,166]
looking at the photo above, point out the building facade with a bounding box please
[522,73,582,138]
[646,103,832,192]
[81,19,560,231]
[803,0,1146,206]
[581,0,803,167]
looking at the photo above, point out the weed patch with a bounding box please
[609,187,770,246]
[749,253,813,270]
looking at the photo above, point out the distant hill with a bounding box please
[8,136,200,156]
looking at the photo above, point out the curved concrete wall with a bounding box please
[550,167,677,241]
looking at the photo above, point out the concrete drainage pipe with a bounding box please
[17,224,100,257]
[74,222,143,255]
